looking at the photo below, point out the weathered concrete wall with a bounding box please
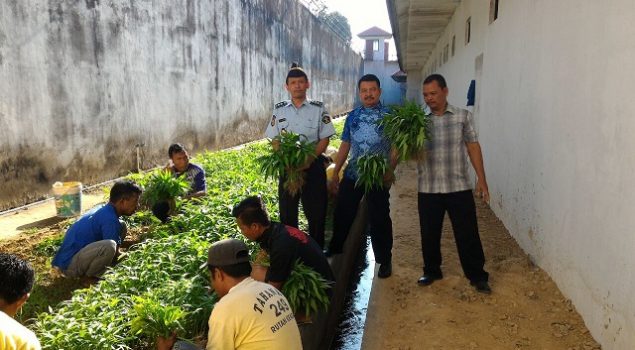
[415,0,635,348]
[0,0,362,210]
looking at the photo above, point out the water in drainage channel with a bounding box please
[330,237,375,349]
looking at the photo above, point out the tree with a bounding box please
[318,11,352,45]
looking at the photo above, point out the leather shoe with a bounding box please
[377,262,392,278]
[417,274,442,286]
[471,280,492,294]
[323,249,341,258]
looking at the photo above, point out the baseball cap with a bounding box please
[200,238,250,269]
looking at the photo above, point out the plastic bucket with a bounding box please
[52,181,83,217]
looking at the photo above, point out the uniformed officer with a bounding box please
[264,63,335,248]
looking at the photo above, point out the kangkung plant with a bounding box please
[378,100,431,161]
[140,170,191,206]
[257,132,315,196]
[355,154,389,193]
[282,261,331,317]
[130,296,187,340]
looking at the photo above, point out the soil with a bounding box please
[361,162,602,350]
[0,192,105,240]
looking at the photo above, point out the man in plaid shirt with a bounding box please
[416,74,491,294]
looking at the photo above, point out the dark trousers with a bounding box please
[417,190,489,282]
[328,177,393,265]
[279,156,328,248]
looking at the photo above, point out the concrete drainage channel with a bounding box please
[331,238,375,349]
[301,201,374,350]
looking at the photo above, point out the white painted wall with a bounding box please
[419,1,635,348]
[0,0,362,210]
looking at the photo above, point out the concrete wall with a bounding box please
[419,1,635,348]
[0,0,362,210]
[363,60,404,106]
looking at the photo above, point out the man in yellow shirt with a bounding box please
[157,239,302,350]
[0,253,41,350]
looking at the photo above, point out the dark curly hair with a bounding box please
[231,196,271,226]
[0,253,35,304]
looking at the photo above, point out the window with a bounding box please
[443,44,449,63]
[451,35,456,56]
[465,17,471,45]
[373,40,379,51]
[489,0,499,23]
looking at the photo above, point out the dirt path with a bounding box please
[361,162,601,350]
[0,192,105,240]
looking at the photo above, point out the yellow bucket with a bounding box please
[52,181,83,217]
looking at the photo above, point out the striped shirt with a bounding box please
[417,104,478,193]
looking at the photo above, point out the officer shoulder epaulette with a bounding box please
[274,101,289,109]
[309,100,323,107]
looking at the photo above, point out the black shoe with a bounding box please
[417,274,443,286]
[323,249,341,258]
[377,262,392,278]
[471,280,492,294]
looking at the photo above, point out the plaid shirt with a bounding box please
[417,104,478,193]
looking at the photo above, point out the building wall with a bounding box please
[420,1,635,348]
[0,0,362,210]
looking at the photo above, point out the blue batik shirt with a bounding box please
[341,103,391,181]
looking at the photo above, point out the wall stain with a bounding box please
[90,8,104,68]
[1,0,362,210]
[85,0,99,10]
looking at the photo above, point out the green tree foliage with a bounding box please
[318,11,352,44]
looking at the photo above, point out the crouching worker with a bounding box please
[156,239,302,350]
[0,253,41,350]
[52,180,142,280]
[152,143,207,222]
[231,196,334,293]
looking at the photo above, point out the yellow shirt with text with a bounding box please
[0,311,41,350]
[207,277,302,350]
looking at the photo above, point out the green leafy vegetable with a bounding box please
[379,100,431,161]
[282,261,331,317]
[141,170,191,206]
[130,296,187,340]
[355,154,389,193]
[257,132,315,196]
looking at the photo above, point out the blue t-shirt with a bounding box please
[52,203,122,270]
[341,103,391,180]
[173,163,206,194]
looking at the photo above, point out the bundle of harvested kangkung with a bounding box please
[378,100,431,161]
[258,132,315,196]
[355,153,390,193]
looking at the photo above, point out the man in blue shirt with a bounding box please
[152,143,207,222]
[52,180,142,278]
[167,143,206,198]
[326,74,398,278]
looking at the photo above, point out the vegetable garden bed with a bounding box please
[24,121,346,349]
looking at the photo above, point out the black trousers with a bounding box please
[328,177,393,265]
[417,190,489,282]
[279,156,328,248]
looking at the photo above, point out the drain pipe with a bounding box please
[135,143,145,173]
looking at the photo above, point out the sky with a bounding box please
[320,0,397,58]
